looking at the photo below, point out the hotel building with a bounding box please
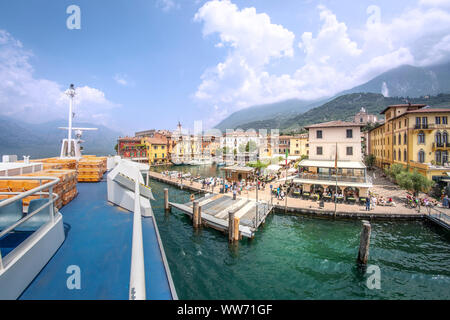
[296,121,372,198]
[369,103,450,182]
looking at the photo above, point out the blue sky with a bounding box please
[0,0,449,135]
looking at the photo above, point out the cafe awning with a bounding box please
[267,164,281,172]
[298,159,366,169]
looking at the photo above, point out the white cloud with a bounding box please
[0,29,118,126]
[193,0,295,109]
[113,74,128,86]
[193,1,450,123]
[113,73,134,86]
[419,0,450,8]
[157,0,180,12]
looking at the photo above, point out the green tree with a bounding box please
[246,140,257,153]
[364,154,376,169]
[396,170,434,196]
[114,143,118,154]
[388,163,406,180]
[247,159,269,173]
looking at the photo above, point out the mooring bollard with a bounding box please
[228,211,235,242]
[357,220,371,265]
[164,188,169,212]
[193,201,199,228]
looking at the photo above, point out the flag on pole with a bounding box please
[334,143,338,169]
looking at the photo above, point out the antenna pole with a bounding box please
[68,93,73,155]
[66,84,76,157]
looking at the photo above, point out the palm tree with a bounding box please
[248,160,269,177]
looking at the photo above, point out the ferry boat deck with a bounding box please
[17,180,176,300]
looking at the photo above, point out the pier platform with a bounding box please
[147,170,450,232]
[169,194,272,239]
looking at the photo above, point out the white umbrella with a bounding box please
[267,164,281,172]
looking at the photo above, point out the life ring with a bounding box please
[190,194,195,202]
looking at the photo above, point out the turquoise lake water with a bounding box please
[149,165,450,299]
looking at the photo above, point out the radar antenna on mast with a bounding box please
[59,84,98,159]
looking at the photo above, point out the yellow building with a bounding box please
[142,137,170,165]
[369,103,450,180]
[289,134,309,157]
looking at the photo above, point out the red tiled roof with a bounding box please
[305,120,364,129]
[405,108,450,114]
[145,137,167,145]
[380,104,427,114]
[118,136,141,141]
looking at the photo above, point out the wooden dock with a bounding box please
[169,193,273,239]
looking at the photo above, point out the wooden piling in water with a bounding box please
[357,220,371,265]
[197,205,202,227]
[193,201,199,228]
[233,216,240,241]
[164,188,169,212]
[228,211,235,242]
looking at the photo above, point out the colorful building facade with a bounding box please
[369,104,450,181]
[289,134,309,157]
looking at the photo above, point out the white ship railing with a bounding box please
[0,176,60,271]
[129,177,146,300]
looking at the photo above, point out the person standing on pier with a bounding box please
[365,196,370,211]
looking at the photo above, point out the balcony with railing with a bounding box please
[432,142,450,150]
[414,124,430,130]
[296,172,371,184]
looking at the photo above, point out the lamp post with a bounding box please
[65,84,76,157]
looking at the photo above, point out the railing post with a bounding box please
[49,186,54,222]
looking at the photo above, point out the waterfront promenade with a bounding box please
[147,171,431,219]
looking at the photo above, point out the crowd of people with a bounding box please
[161,168,450,213]
[162,170,272,195]
[364,193,396,211]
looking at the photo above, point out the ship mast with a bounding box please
[65,84,76,156]
[59,84,97,159]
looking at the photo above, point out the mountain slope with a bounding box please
[0,116,123,159]
[214,98,327,131]
[341,63,450,98]
[236,93,450,132]
[214,62,450,131]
